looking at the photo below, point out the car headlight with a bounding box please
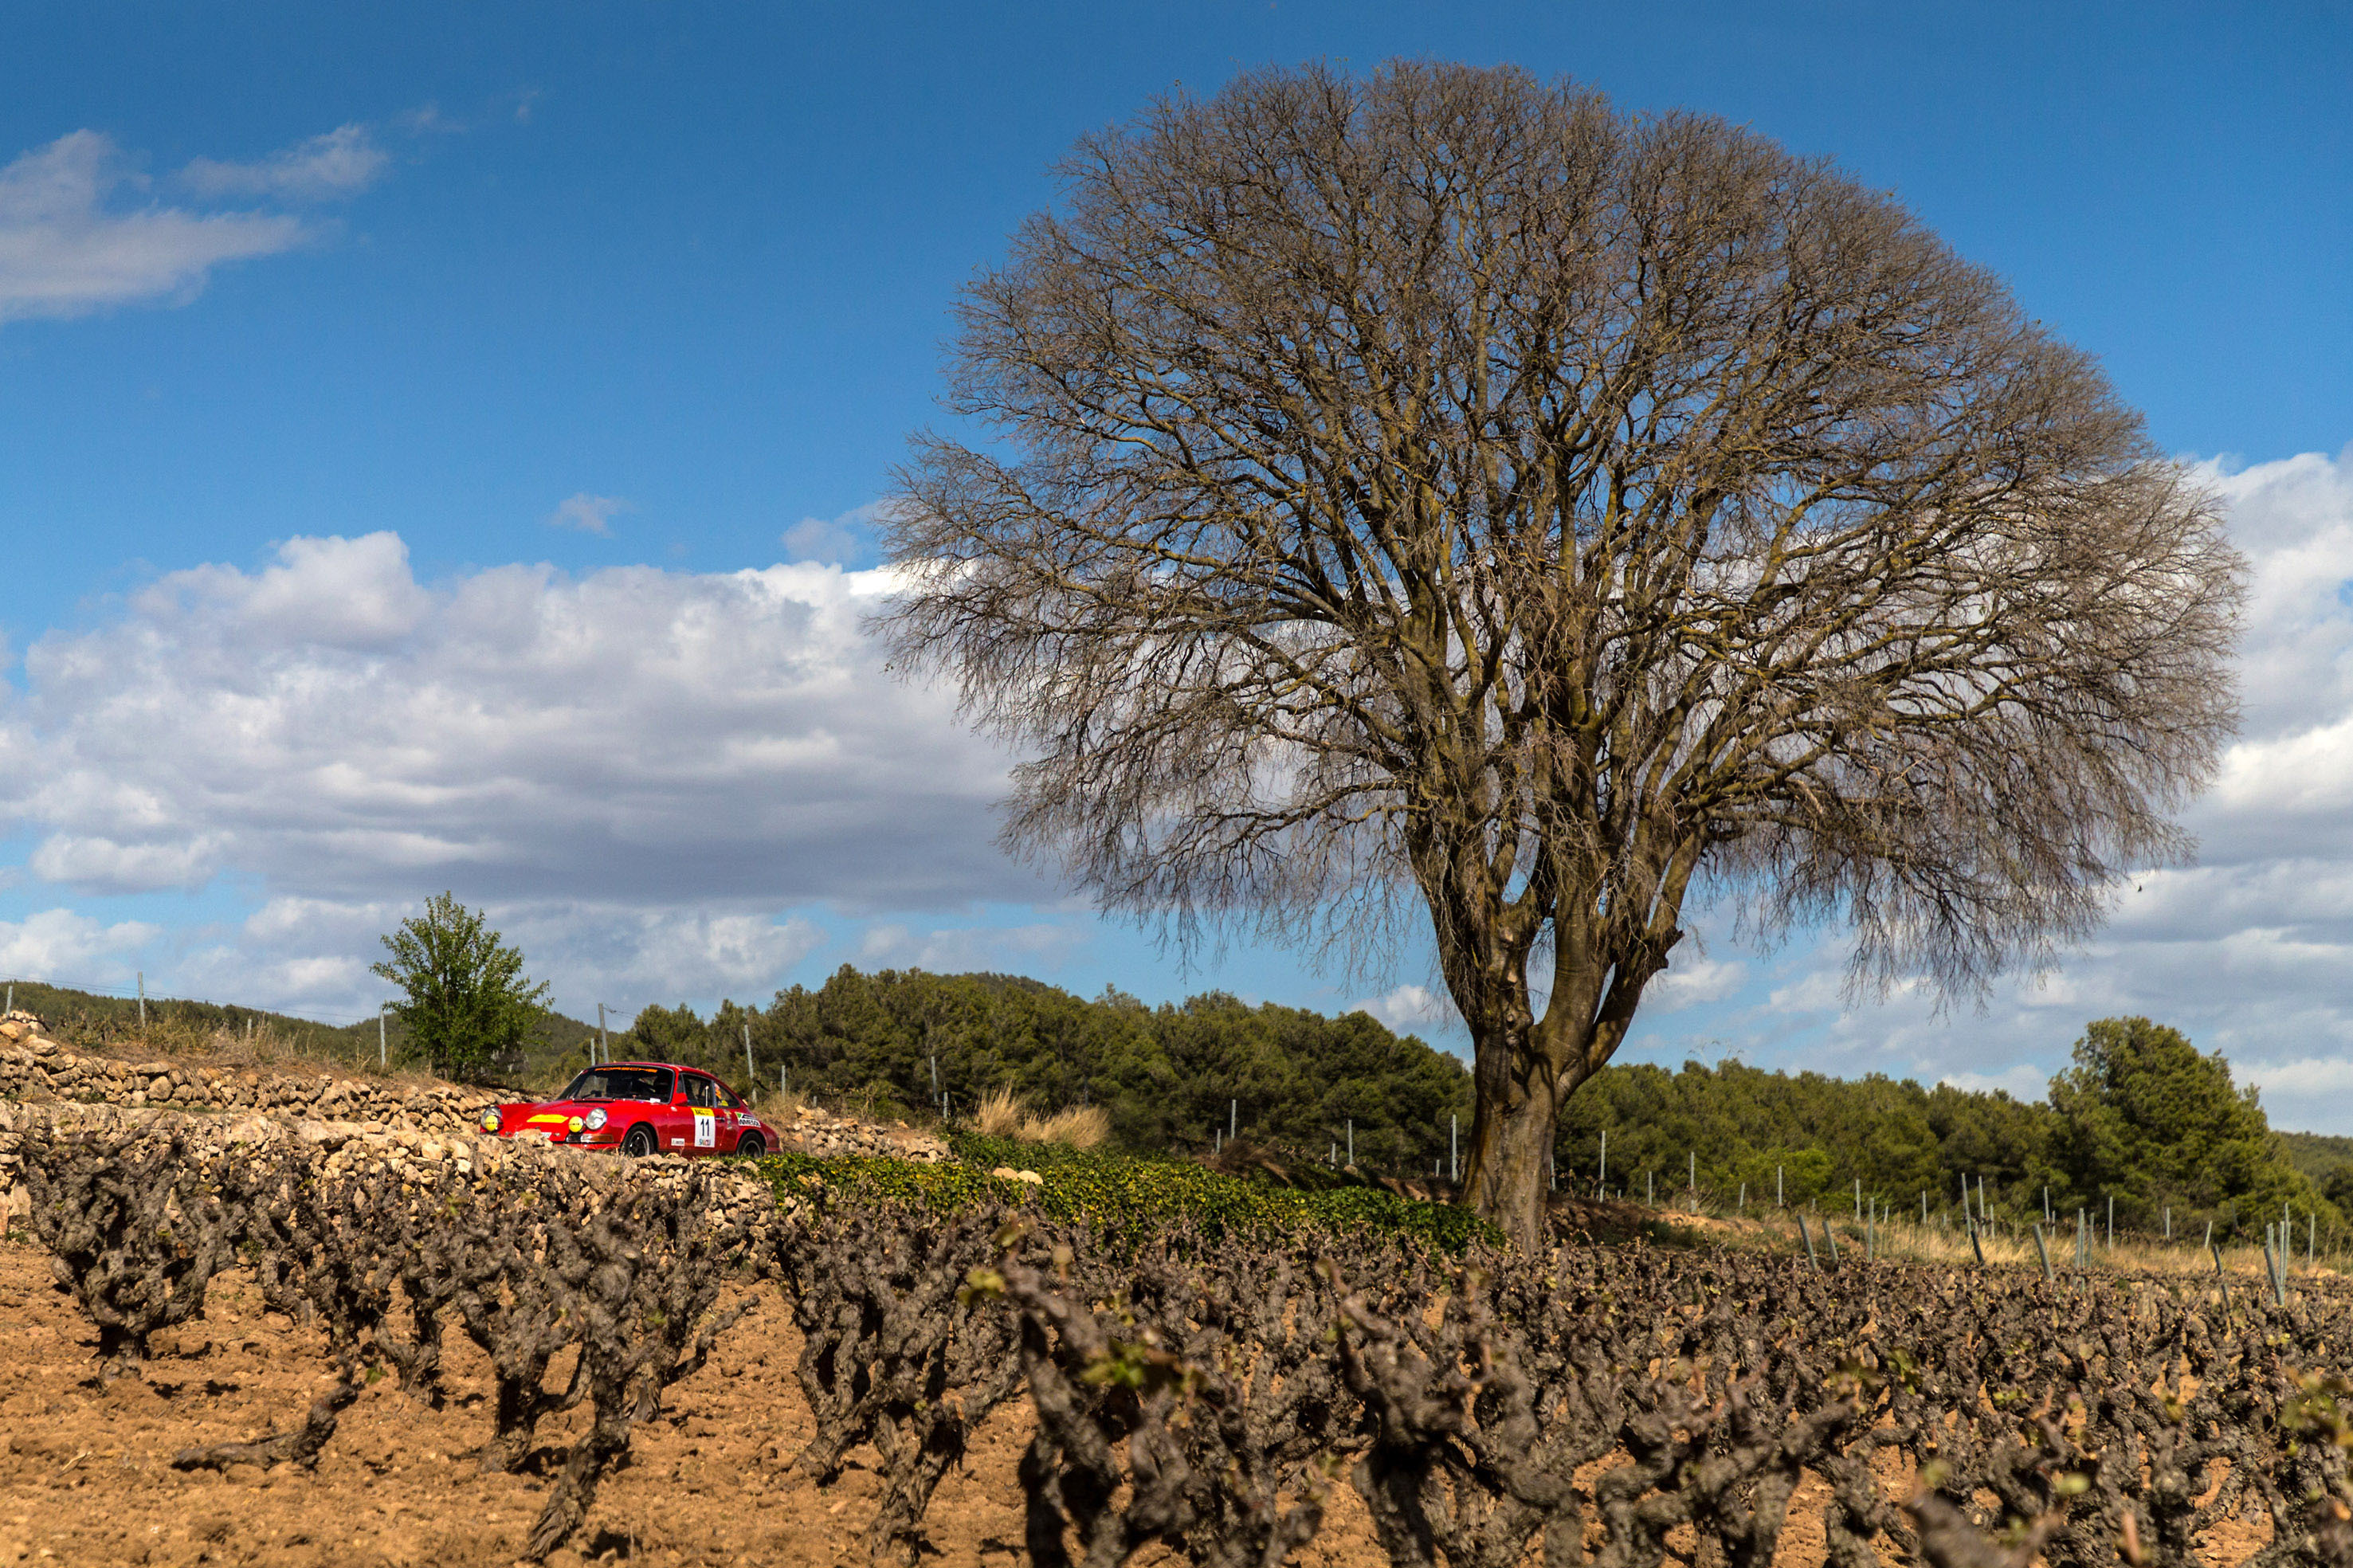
[480,1108,500,1132]
[585,1107,608,1131]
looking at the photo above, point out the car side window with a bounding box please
[684,1074,718,1109]
[716,1083,744,1110]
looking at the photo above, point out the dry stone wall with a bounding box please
[0,1009,501,1134]
[0,1008,947,1224]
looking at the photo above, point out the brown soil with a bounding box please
[0,1237,2274,1568]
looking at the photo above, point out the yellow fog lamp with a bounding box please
[568,1115,586,1133]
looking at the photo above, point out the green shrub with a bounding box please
[752,1143,1499,1254]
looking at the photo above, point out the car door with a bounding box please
[681,1072,722,1154]
[714,1080,749,1152]
[639,1068,688,1152]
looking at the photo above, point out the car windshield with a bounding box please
[556,1067,674,1104]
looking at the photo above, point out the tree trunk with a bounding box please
[1459,1038,1574,1249]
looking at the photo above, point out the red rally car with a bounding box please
[479,1061,771,1158]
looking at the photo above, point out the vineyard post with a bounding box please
[1738,1182,1745,1213]
[2203,1217,2213,1255]
[378,1006,387,1068]
[2044,1186,2051,1223]
[2033,1224,2054,1281]
[2108,1196,2114,1250]
[1599,1128,1608,1191]
[1959,1172,1969,1225]
[1451,1115,1458,1183]
[2165,1205,2171,1241]
[1647,1169,1653,1205]
[1798,1213,1819,1274]
[1346,1119,1353,1166]
[1866,1212,1875,1261]
[2213,1238,2229,1307]
[597,1003,608,1065]
[1777,1164,1783,1207]
[748,1025,758,1086]
[1688,1150,1696,1206]
[2311,1211,2317,1268]
[1825,1218,1840,1263]
[1853,1178,1861,1221]
[1920,1191,1927,1225]
[1230,1100,1237,1143]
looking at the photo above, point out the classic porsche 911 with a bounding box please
[479,1061,770,1158]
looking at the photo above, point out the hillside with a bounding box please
[6,978,614,1087]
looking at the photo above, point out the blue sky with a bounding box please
[2,2,2351,1122]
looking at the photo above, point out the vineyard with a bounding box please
[9,1122,2353,1567]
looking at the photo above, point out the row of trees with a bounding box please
[631,965,1473,1175]
[1558,1017,2333,1235]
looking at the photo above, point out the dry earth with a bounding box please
[0,1226,2277,1568]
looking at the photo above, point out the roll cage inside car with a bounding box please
[557,1066,678,1104]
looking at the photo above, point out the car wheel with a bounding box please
[737,1133,766,1158]
[622,1123,659,1158]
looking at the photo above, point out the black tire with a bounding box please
[622,1123,659,1158]
[736,1133,766,1159]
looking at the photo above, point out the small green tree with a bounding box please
[371,892,551,1082]
[2047,1017,2329,1234]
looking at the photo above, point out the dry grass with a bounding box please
[974,1086,1026,1138]
[750,1088,806,1121]
[1691,1207,2345,1280]
[970,1088,1111,1150]
[1019,1103,1111,1150]
[53,1015,437,1085]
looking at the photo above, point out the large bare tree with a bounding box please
[879,61,2243,1243]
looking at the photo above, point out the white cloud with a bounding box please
[1355,982,1457,1033]
[855,920,1087,974]
[0,531,1025,907]
[0,908,160,986]
[782,501,894,566]
[0,131,305,323]
[1647,955,1747,1013]
[0,532,1047,1015]
[1935,1064,2052,1101]
[548,493,629,535]
[178,124,388,202]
